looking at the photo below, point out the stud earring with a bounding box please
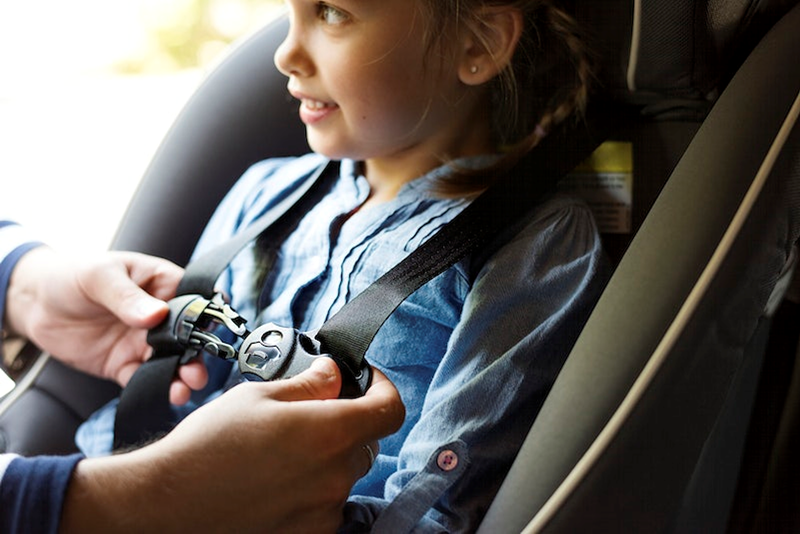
[470,65,479,74]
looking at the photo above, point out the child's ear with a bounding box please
[458,6,523,86]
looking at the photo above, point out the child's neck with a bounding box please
[360,109,495,207]
[361,155,438,206]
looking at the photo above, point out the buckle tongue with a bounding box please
[147,293,249,364]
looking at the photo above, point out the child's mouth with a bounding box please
[302,98,334,110]
[299,98,339,124]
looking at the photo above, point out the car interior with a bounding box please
[1,0,799,531]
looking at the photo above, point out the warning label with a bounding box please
[558,141,633,234]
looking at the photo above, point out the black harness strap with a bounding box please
[113,106,620,450]
[316,112,614,367]
[177,161,338,298]
[114,162,337,449]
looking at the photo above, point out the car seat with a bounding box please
[479,2,800,532]
[1,1,799,532]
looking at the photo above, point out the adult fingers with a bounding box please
[359,368,406,440]
[177,359,209,390]
[122,252,185,302]
[82,252,183,329]
[250,364,403,450]
[79,258,169,328]
[169,382,193,406]
[260,357,344,402]
[170,360,210,405]
[322,368,406,445]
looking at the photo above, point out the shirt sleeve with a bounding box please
[0,452,84,534]
[0,221,46,362]
[343,196,612,533]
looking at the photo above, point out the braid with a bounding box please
[499,1,595,152]
[528,2,594,142]
[423,0,597,196]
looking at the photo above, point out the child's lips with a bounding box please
[291,90,339,124]
[301,98,336,111]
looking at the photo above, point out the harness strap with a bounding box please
[114,105,621,450]
[114,163,336,449]
[317,109,616,367]
[177,161,338,297]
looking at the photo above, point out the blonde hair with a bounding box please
[418,0,596,196]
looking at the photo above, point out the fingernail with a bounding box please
[135,298,166,319]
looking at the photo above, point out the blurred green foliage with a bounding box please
[116,0,283,73]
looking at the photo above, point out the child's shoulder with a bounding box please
[469,192,608,298]
[520,193,597,234]
[499,193,602,262]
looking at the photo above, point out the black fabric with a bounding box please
[727,300,800,533]
[113,355,182,449]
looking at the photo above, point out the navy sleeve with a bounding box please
[0,453,84,534]
[0,224,82,533]
[1,243,45,328]
[0,220,45,364]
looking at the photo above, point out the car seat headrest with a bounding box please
[570,0,796,117]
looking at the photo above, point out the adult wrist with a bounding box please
[60,449,167,532]
[4,246,51,339]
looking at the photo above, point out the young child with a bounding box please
[78,0,610,531]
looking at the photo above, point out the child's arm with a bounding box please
[344,196,611,533]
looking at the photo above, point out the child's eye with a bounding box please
[317,3,349,25]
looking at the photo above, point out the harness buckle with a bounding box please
[147,294,371,397]
[147,293,249,364]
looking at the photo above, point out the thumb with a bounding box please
[127,294,170,328]
[265,357,343,402]
[84,263,170,328]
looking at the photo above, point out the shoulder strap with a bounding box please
[177,160,338,297]
[114,106,620,449]
[317,107,618,370]
[113,162,337,449]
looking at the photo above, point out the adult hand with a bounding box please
[5,247,205,404]
[61,358,405,533]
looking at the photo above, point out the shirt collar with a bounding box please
[338,155,499,202]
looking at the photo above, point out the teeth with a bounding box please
[304,99,331,110]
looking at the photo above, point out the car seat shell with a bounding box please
[1,2,798,532]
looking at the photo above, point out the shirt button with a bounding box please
[437,450,459,471]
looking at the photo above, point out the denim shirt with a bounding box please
[77,153,610,532]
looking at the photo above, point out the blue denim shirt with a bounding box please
[77,153,610,532]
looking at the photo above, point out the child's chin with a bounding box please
[306,138,356,162]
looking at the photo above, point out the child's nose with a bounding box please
[274,27,314,78]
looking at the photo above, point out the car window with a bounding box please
[0,0,283,253]
[0,0,283,394]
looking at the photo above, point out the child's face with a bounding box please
[275,0,491,175]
